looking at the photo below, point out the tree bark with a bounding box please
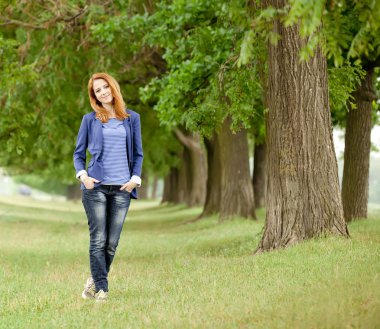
[219,116,256,220]
[200,132,222,217]
[256,0,349,252]
[342,67,375,221]
[253,142,266,208]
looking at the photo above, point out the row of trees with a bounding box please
[0,0,379,251]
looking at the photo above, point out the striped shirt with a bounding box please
[101,118,130,185]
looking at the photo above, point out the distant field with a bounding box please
[0,196,379,329]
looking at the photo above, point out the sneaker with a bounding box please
[81,277,96,299]
[95,289,108,302]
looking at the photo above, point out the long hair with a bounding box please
[88,72,129,123]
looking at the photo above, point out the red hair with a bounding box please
[88,72,129,123]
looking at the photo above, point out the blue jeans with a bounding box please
[82,185,131,292]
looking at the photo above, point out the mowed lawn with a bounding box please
[0,196,379,329]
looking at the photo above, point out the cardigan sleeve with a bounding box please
[131,113,143,178]
[73,115,88,179]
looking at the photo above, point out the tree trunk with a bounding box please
[253,142,266,208]
[256,0,349,252]
[200,132,222,217]
[161,137,205,206]
[161,168,172,203]
[66,183,81,200]
[138,173,149,199]
[151,175,158,199]
[342,67,375,221]
[177,147,190,203]
[219,116,256,220]
[174,129,207,207]
[187,134,207,207]
[162,167,180,203]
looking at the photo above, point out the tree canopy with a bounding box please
[0,0,379,186]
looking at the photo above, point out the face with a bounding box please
[93,78,114,105]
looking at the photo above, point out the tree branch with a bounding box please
[174,128,202,152]
[0,17,45,29]
[0,5,87,30]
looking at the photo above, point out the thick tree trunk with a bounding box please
[342,68,375,221]
[200,132,222,217]
[256,0,348,252]
[219,116,256,220]
[253,142,266,208]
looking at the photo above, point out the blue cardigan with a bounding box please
[73,109,143,199]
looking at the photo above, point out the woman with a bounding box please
[73,72,143,302]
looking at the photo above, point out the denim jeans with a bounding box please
[82,185,131,292]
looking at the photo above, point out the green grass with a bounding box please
[0,196,379,329]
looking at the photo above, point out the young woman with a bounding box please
[73,72,143,302]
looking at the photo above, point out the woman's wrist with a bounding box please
[80,174,89,183]
[130,175,141,187]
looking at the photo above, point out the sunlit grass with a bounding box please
[0,197,379,328]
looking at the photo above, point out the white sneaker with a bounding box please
[95,289,108,302]
[81,277,96,299]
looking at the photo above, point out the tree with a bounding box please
[342,67,376,220]
[138,0,259,219]
[327,1,380,221]
[201,132,222,216]
[174,129,207,207]
[256,0,349,252]
[280,0,380,222]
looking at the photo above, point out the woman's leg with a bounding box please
[82,186,109,292]
[105,188,131,273]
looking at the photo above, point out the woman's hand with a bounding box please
[120,181,138,193]
[80,174,100,190]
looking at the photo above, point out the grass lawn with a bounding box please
[0,196,379,329]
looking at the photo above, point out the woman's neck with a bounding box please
[102,103,116,118]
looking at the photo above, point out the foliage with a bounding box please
[0,0,178,183]
[328,63,365,125]
[138,0,264,135]
[1,0,380,184]
[237,0,380,128]
[282,0,380,66]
